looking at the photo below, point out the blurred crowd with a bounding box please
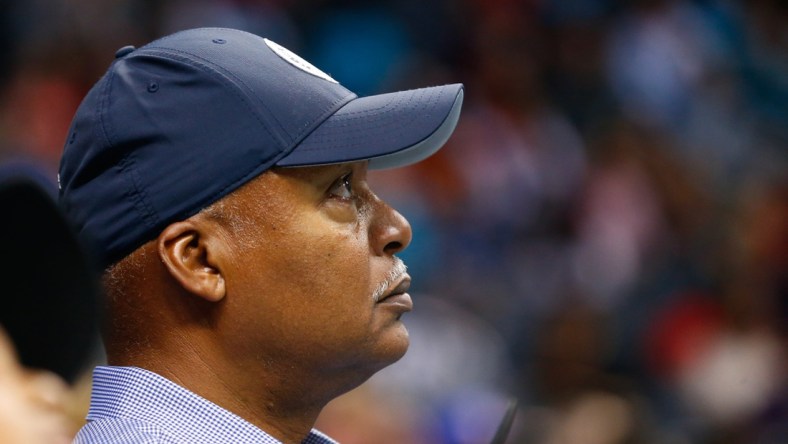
[0,0,785,443]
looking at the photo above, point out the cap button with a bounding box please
[115,45,136,59]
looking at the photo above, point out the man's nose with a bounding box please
[370,199,412,256]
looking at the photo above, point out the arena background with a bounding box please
[0,1,785,443]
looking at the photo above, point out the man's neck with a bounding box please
[108,345,329,444]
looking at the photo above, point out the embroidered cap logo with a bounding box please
[264,38,338,84]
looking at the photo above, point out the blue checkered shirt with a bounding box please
[74,366,338,444]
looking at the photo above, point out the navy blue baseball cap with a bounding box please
[58,27,464,267]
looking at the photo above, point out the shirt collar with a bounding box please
[86,365,337,444]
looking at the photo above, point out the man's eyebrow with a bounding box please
[270,165,351,195]
[277,163,355,181]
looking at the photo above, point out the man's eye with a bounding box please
[328,173,353,199]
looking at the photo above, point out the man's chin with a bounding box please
[371,324,411,368]
[321,328,410,401]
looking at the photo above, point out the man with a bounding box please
[58,28,463,443]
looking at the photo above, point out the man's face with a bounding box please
[213,161,413,381]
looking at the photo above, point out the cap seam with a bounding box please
[254,40,355,142]
[141,27,249,49]
[286,89,420,157]
[328,88,417,117]
[281,93,354,156]
[314,88,428,132]
[96,67,117,156]
[101,64,161,232]
[122,152,160,229]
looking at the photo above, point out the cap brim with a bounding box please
[277,83,464,170]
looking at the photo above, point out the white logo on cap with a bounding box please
[264,38,338,84]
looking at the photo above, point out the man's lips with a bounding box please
[377,276,413,312]
[379,276,410,302]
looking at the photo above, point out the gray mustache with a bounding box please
[372,258,407,302]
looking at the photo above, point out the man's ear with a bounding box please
[158,221,226,302]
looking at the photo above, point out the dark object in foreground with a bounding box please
[0,164,99,383]
[490,398,518,444]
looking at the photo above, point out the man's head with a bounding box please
[58,28,462,397]
[102,161,415,392]
[59,28,462,267]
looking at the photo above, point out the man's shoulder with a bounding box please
[74,417,181,444]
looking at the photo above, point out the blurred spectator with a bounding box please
[0,163,101,441]
[0,325,73,444]
[605,0,726,131]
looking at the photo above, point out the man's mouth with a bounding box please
[376,274,413,317]
[372,258,408,302]
[372,259,413,314]
[378,277,411,303]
